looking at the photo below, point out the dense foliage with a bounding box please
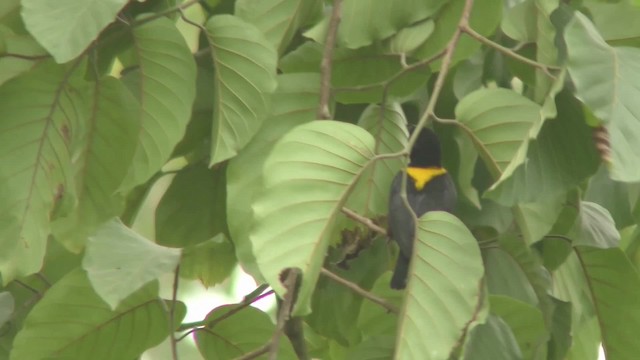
[1,0,640,359]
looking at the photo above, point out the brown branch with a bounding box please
[169,265,180,360]
[317,0,343,119]
[460,24,559,78]
[268,270,301,360]
[341,207,387,236]
[320,268,399,314]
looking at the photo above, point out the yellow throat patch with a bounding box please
[406,167,447,190]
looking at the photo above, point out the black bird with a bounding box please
[388,128,457,289]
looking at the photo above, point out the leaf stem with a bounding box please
[169,265,180,360]
[341,207,387,236]
[320,268,399,314]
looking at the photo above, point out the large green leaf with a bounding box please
[586,165,638,229]
[20,0,128,63]
[575,246,640,360]
[180,234,237,287]
[156,163,226,248]
[489,295,548,360]
[250,121,377,314]
[120,17,196,190]
[585,2,640,47]
[574,202,620,248]
[565,12,640,182]
[501,0,536,43]
[205,15,278,165]
[51,77,139,252]
[483,248,538,306]
[195,305,297,360]
[455,88,542,188]
[356,272,403,340]
[414,0,502,67]
[0,25,46,86]
[396,212,486,360]
[485,92,599,205]
[0,62,86,283]
[352,103,408,215]
[235,0,320,53]
[227,73,320,280]
[10,268,185,360]
[334,0,446,49]
[82,219,181,309]
[463,315,523,360]
[280,42,430,104]
[345,336,395,360]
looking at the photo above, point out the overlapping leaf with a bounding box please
[455,88,542,189]
[227,73,320,280]
[10,269,185,360]
[205,15,278,165]
[250,121,376,314]
[51,77,139,252]
[120,17,196,190]
[565,12,640,182]
[396,212,486,360]
[82,219,181,309]
[0,62,86,283]
[21,0,128,62]
[180,234,237,287]
[463,315,523,360]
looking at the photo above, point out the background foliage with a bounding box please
[1,0,640,359]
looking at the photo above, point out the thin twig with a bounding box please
[317,0,343,119]
[14,280,41,296]
[130,0,200,28]
[178,287,274,331]
[321,268,399,314]
[268,270,300,360]
[341,207,387,236]
[460,24,559,78]
[169,265,180,360]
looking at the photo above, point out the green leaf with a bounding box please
[0,62,86,283]
[119,17,196,190]
[463,315,523,360]
[452,127,480,207]
[489,295,548,360]
[483,247,538,306]
[574,202,620,248]
[575,246,640,360]
[414,0,502,67]
[345,336,395,360]
[586,165,637,229]
[195,305,297,360]
[250,121,376,314]
[82,219,181,309]
[51,77,139,252]
[0,292,13,328]
[10,268,185,360]
[156,164,226,248]
[0,25,47,86]
[515,196,565,245]
[331,0,446,49]
[388,20,435,54]
[20,0,128,63]
[455,88,543,188]
[485,92,599,205]
[227,73,320,281]
[565,12,640,182]
[501,0,536,43]
[396,212,486,359]
[585,2,640,47]
[357,272,403,339]
[566,316,600,360]
[280,43,431,104]
[235,0,318,53]
[548,297,572,360]
[353,103,408,215]
[180,234,237,287]
[205,15,278,165]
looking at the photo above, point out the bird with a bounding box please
[387,127,457,289]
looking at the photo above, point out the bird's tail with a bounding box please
[390,253,410,289]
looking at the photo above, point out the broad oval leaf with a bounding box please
[575,246,640,360]
[455,88,542,188]
[195,305,297,360]
[565,13,640,182]
[51,77,139,252]
[463,315,523,360]
[119,17,197,190]
[227,73,320,280]
[250,121,377,315]
[180,234,237,287]
[396,212,486,360]
[0,62,86,283]
[205,15,278,165]
[21,0,128,63]
[574,202,620,248]
[10,268,186,360]
[82,219,181,309]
